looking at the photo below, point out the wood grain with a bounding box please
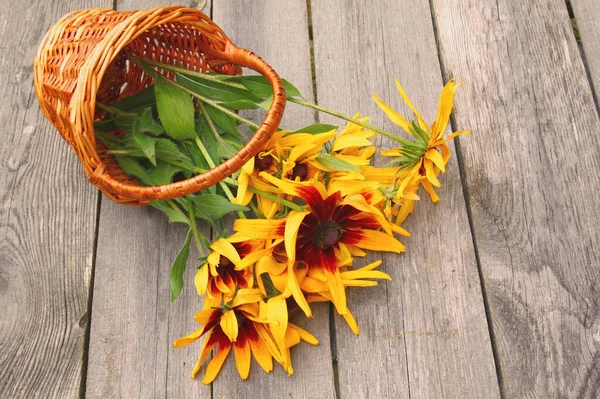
[431,0,600,396]
[311,0,501,397]
[84,1,211,398]
[571,0,600,104]
[211,1,336,397]
[0,1,109,398]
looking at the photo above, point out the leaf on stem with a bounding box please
[155,77,196,140]
[169,229,193,301]
[315,154,361,172]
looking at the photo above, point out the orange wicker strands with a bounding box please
[34,6,286,205]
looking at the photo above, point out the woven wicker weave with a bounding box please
[34,6,286,205]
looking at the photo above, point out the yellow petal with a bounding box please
[341,309,360,335]
[287,260,312,317]
[425,148,446,173]
[289,324,319,345]
[354,230,406,253]
[300,276,328,293]
[233,341,252,380]
[332,135,373,152]
[210,238,242,266]
[231,288,264,307]
[372,93,412,134]
[394,78,431,133]
[220,310,238,342]
[424,159,442,188]
[173,328,204,348]
[254,323,284,363]
[421,179,440,203]
[234,219,285,239]
[249,334,274,373]
[202,343,232,384]
[431,79,463,142]
[194,265,209,296]
[327,269,347,315]
[285,211,309,261]
[266,295,288,344]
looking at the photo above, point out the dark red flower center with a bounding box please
[291,163,309,181]
[255,152,274,171]
[313,220,342,249]
[219,255,233,269]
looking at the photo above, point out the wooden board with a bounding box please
[571,0,600,103]
[211,1,336,397]
[0,0,109,398]
[84,1,212,398]
[430,0,600,396]
[311,0,501,397]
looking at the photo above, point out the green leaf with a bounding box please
[189,194,249,219]
[93,118,116,132]
[219,99,262,110]
[114,155,154,185]
[138,108,165,136]
[155,77,196,140]
[155,139,194,169]
[176,73,262,103]
[224,75,303,99]
[291,123,338,135]
[218,139,242,160]
[202,104,240,136]
[132,128,158,166]
[260,272,282,298]
[112,85,156,111]
[150,201,190,225]
[315,154,361,172]
[169,229,192,301]
[148,161,184,185]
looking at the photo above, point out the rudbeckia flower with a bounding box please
[195,234,267,308]
[233,178,406,317]
[372,79,469,202]
[174,289,280,383]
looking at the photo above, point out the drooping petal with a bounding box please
[343,229,405,253]
[194,265,209,296]
[233,338,252,380]
[202,342,232,384]
[341,309,360,335]
[289,324,319,345]
[231,288,264,307]
[372,93,412,134]
[248,330,274,373]
[326,269,347,315]
[424,148,446,173]
[431,79,463,142]
[394,78,431,134]
[423,159,442,188]
[220,310,238,342]
[234,219,286,239]
[287,260,312,317]
[284,211,309,261]
[421,179,441,203]
[210,238,242,266]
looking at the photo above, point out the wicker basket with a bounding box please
[34,6,286,205]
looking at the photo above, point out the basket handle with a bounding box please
[91,43,286,202]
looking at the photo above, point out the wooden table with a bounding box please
[2,0,599,397]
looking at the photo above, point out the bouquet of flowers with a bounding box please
[35,6,468,384]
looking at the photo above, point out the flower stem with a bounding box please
[247,186,305,213]
[288,98,412,146]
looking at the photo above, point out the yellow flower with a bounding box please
[173,289,280,383]
[372,79,469,202]
[194,234,267,308]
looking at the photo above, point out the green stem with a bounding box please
[194,136,246,219]
[187,199,206,256]
[247,186,305,213]
[288,98,412,147]
[96,102,137,117]
[129,56,247,90]
[198,101,223,143]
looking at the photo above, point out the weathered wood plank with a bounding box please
[211,1,336,397]
[431,0,600,396]
[571,0,600,103]
[311,0,501,397]
[84,1,212,398]
[0,1,110,398]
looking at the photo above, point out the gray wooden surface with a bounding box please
[311,0,500,398]
[431,0,600,397]
[571,0,600,104]
[2,0,600,398]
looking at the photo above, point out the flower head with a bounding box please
[372,79,469,202]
